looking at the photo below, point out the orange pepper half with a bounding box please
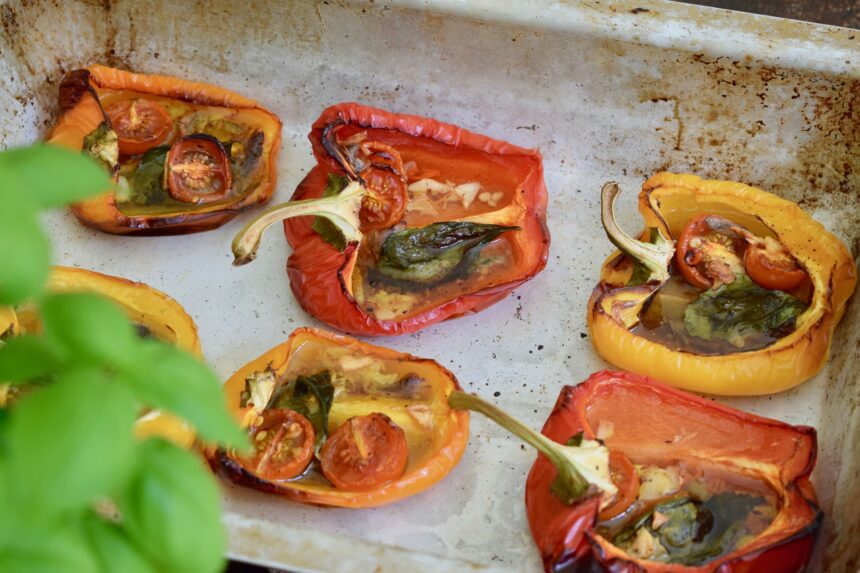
[47,65,282,235]
[208,327,469,508]
[4,266,200,447]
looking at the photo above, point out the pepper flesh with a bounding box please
[47,65,282,235]
[255,103,549,336]
[526,370,820,573]
[588,172,856,395]
[208,327,469,508]
[4,266,200,447]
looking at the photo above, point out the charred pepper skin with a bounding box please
[208,327,469,508]
[47,65,282,235]
[283,102,550,336]
[526,371,820,573]
[588,172,856,395]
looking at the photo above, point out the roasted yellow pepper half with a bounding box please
[2,266,200,445]
[588,172,856,395]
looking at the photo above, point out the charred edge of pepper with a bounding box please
[231,181,365,265]
[600,182,673,285]
[448,390,616,504]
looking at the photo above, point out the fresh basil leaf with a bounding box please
[40,292,138,367]
[82,123,119,173]
[271,370,334,446]
[0,334,62,382]
[683,275,806,347]
[119,439,226,573]
[5,367,137,516]
[129,146,170,206]
[122,339,246,448]
[82,511,156,573]
[312,173,351,251]
[0,144,111,209]
[0,197,49,304]
[0,521,99,573]
[373,221,518,286]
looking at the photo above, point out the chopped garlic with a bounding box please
[637,465,681,501]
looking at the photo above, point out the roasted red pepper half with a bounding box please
[232,103,549,336]
[513,371,819,573]
[47,65,282,235]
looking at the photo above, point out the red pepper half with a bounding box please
[232,103,549,336]
[525,371,819,573]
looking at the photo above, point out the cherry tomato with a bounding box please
[356,141,407,231]
[675,214,715,289]
[105,99,172,155]
[744,241,807,291]
[320,413,408,491]
[236,409,315,481]
[359,167,407,231]
[164,134,233,204]
[597,451,640,521]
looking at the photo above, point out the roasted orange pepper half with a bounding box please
[232,102,549,336]
[208,327,469,508]
[526,371,820,573]
[47,65,282,235]
[587,173,856,395]
[2,266,199,447]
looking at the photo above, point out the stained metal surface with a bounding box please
[0,0,857,571]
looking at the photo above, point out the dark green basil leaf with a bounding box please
[374,221,518,286]
[40,292,138,367]
[270,370,335,447]
[121,340,246,448]
[119,439,226,573]
[129,146,169,206]
[312,173,351,251]
[684,275,806,347]
[5,367,137,516]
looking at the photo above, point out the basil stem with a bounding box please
[232,181,365,265]
[448,391,616,505]
[601,182,674,284]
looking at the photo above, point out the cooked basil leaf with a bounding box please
[269,370,335,447]
[614,492,764,566]
[312,173,351,251]
[373,221,517,286]
[129,146,169,206]
[683,275,806,347]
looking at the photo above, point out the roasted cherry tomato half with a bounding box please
[320,413,408,491]
[675,213,715,289]
[744,240,807,291]
[357,141,408,231]
[236,408,315,481]
[164,134,233,204]
[597,451,640,521]
[104,98,172,155]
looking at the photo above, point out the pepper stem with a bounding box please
[448,391,616,505]
[601,182,674,284]
[232,181,365,266]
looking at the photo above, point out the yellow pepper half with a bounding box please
[587,172,856,395]
[3,266,200,445]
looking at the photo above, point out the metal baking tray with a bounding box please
[1,0,857,571]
